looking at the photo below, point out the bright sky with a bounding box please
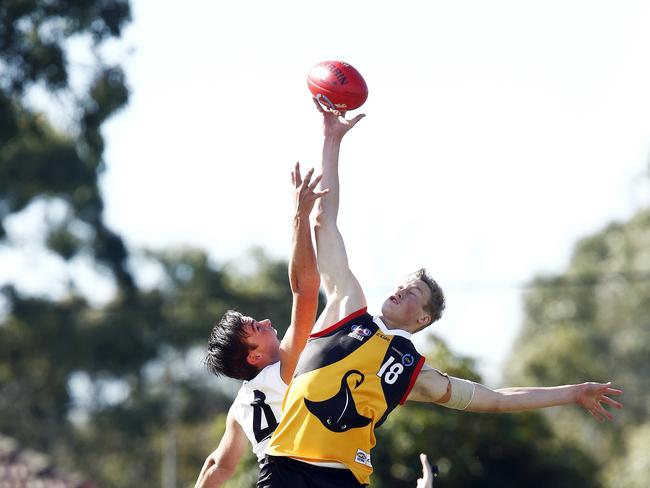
[90,0,650,382]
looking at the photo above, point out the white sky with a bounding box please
[42,0,650,383]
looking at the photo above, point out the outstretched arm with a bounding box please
[408,366,623,421]
[467,381,623,421]
[278,163,328,383]
[195,407,248,488]
[312,99,367,331]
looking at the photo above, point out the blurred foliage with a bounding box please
[0,2,294,486]
[603,422,650,488]
[0,0,134,295]
[189,414,258,488]
[0,245,296,487]
[506,208,650,487]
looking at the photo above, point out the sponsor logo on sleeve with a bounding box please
[390,346,405,357]
[390,347,416,367]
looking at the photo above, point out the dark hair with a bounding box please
[412,268,445,330]
[205,310,259,381]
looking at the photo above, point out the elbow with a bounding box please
[292,280,320,298]
[290,269,320,295]
[314,201,326,224]
[314,215,325,232]
[314,210,335,230]
[477,392,508,414]
[290,270,320,302]
[491,394,508,413]
[201,464,235,487]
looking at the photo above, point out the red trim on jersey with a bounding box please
[309,307,368,338]
[400,355,426,405]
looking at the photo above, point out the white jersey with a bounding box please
[232,361,287,461]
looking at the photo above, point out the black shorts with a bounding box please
[257,455,367,488]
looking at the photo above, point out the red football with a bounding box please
[307,60,368,111]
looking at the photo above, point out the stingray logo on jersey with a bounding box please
[355,449,372,467]
[348,324,372,341]
[402,354,414,367]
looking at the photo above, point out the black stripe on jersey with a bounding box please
[375,336,423,428]
[294,312,377,378]
[400,356,426,405]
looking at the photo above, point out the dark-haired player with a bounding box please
[195,164,327,488]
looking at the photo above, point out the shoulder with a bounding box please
[232,362,286,419]
[311,308,372,338]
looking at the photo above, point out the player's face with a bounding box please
[381,278,432,330]
[242,316,281,368]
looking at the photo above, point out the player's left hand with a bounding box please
[291,162,328,216]
[312,97,365,140]
[575,382,623,422]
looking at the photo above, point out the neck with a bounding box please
[378,315,414,332]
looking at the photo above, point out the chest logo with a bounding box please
[348,324,372,341]
[304,370,372,432]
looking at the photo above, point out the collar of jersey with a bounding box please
[244,360,281,387]
[373,316,413,339]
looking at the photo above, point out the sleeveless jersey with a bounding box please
[232,361,287,461]
[266,308,425,484]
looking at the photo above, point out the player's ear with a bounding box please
[246,351,263,366]
[417,312,431,328]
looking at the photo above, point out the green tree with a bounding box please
[0,6,304,481]
[0,3,309,487]
[0,0,135,293]
[505,208,650,487]
[0,245,297,487]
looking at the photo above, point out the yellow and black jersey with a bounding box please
[266,308,425,484]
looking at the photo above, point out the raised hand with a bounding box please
[416,453,436,488]
[575,382,623,422]
[312,97,365,140]
[291,162,329,216]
